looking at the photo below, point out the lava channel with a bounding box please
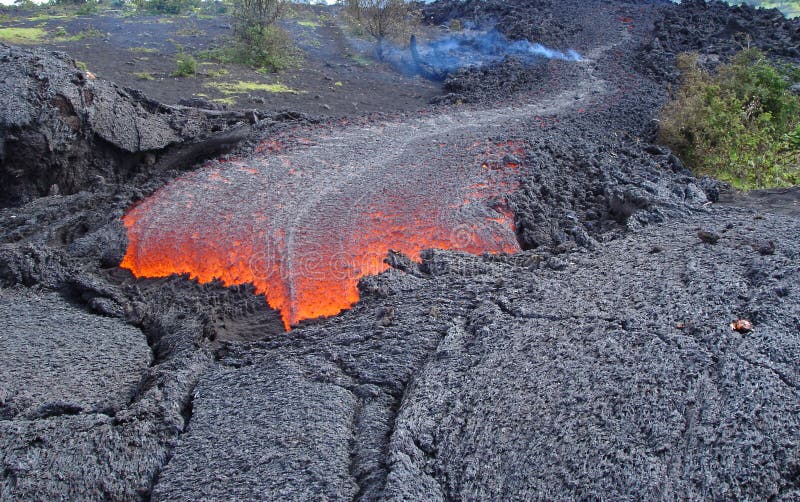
[121,133,525,330]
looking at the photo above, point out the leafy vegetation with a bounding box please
[198,26,299,72]
[659,49,800,189]
[76,2,98,15]
[134,0,200,15]
[172,50,197,77]
[134,71,155,80]
[12,0,37,8]
[222,0,299,71]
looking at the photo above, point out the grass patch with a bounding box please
[134,71,155,80]
[211,96,236,106]
[27,13,76,22]
[297,20,320,28]
[351,54,371,67]
[175,26,204,36]
[659,48,800,190]
[75,60,88,71]
[205,80,298,94]
[128,46,158,53]
[56,27,105,42]
[204,67,228,77]
[0,27,47,44]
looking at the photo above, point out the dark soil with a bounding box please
[1,0,799,500]
[0,4,439,116]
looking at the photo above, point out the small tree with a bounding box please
[232,0,288,48]
[221,0,295,71]
[346,0,418,59]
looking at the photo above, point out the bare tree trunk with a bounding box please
[376,35,384,60]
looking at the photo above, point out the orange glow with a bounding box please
[121,136,526,330]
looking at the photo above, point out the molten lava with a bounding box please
[121,126,525,330]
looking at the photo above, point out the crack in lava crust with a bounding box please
[121,121,528,330]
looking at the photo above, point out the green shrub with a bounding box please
[659,49,800,189]
[199,26,299,72]
[224,0,298,71]
[76,2,97,15]
[235,25,298,71]
[197,0,227,15]
[172,51,196,77]
[138,0,198,14]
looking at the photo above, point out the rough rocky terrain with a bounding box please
[1,0,799,500]
[0,41,269,206]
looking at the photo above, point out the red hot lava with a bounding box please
[121,127,525,330]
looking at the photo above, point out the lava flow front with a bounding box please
[121,121,525,330]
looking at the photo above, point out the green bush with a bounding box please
[172,51,196,77]
[138,0,198,14]
[659,49,800,189]
[199,26,299,72]
[235,25,298,71]
[76,2,97,15]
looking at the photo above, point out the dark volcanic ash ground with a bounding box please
[1,0,800,500]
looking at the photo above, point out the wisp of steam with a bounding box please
[389,29,582,79]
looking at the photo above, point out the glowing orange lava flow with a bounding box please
[121,131,525,330]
